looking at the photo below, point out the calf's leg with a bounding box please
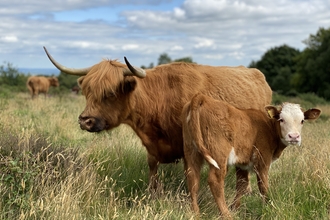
[208,164,231,218]
[231,167,251,210]
[185,153,204,214]
[255,165,270,202]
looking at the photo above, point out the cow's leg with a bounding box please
[31,88,36,99]
[230,167,251,210]
[147,153,160,191]
[184,153,203,214]
[34,90,39,99]
[255,165,270,203]
[208,163,231,218]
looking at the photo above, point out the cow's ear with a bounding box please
[77,76,85,88]
[265,105,280,119]
[304,108,321,121]
[123,77,137,93]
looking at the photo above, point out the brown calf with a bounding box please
[182,93,321,218]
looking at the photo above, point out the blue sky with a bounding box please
[0,0,329,73]
[53,1,182,23]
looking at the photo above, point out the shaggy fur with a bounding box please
[75,60,272,189]
[26,76,59,99]
[181,94,321,218]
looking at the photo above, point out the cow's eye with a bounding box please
[301,120,304,124]
[104,92,116,101]
[278,118,284,123]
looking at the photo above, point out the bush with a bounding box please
[272,92,328,109]
[297,93,328,106]
[0,62,28,92]
[0,128,83,219]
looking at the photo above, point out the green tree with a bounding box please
[57,71,80,91]
[0,62,27,92]
[174,57,194,63]
[141,63,154,69]
[249,44,300,95]
[158,53,172,65]
[157,53,194,66]
[294,27,330,99]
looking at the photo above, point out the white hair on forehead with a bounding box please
[280,103,304,119]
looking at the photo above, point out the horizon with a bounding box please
[18,67,60,76]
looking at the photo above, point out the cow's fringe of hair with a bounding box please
[81,60,127,103]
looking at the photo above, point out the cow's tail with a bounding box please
[187,94,220,170]
[26,79,33,92]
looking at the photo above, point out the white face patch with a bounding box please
[278,103,304,146]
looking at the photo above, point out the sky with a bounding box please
[0,0,329,73]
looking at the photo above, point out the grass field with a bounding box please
[0,92,329,219]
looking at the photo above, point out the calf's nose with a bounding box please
[288,133,300,140]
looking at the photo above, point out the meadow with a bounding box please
[0,92,329,219]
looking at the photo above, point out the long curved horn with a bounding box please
[43,46,91,76]
[123,57,146,78]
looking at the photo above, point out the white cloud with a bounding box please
[170,45,184,51]
[1,35,18,43]
[229,51,245,60]
[122,44,139,51]
[194,38,215,49]
[72,41,92,48]
[173,7,185,19]
[204,53,224,61]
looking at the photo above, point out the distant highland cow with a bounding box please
[27,76,59,99]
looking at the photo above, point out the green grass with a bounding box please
[0,92,329,219]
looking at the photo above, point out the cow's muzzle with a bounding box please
[78,115,107,132]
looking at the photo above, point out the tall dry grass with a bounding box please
[0,93,329,219]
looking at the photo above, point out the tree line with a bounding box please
[148,27,330,100]
[0,27,329,99]
[249,27,330,99]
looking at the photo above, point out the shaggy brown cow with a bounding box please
[181,94,321,218]
[43,46,272,189]
[27,76,59,99]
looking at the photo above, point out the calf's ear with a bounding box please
[304,108,321,121]
[265,105,280,119]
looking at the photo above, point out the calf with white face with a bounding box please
[267,103,306,146]
[182,94,321,218]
